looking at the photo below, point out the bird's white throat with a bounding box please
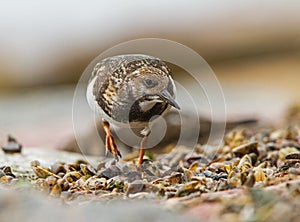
[139,99,163,112]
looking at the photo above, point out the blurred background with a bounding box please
[1,1,300,150]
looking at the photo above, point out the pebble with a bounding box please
[279,159,300,171]
[185,154,210,165]
[279,147,299,161]
[0,175,14,183]
[63,171,82,183]
[50,184,62,197]
[232,142,259,157]
[126,180,145,195]
[1,135,22,154]
[202,171,227,180]
[2,166,15,177]
[31,161,58,179]
[265,142,279,151]
[85,177,107,190]
[50,163,66,175]
[98,166,121,179]
[288,167,300,175]
[45,176,58,187]
[285,152,300,160]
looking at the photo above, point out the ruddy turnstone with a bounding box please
[86,54,180,165]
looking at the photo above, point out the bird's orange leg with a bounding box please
[138,143,146,165]
[102,120,122,161]
[138,127,151,165]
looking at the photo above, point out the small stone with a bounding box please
[237,154,252,172]
[254,168,266,182]
[106,176,124,190]
[279,147,299,161]
[249,153,258,165]
[203,171,227,180]
[67,163,80,171]
[233,142,258,157]
[144,183,160,193]
[227,170,241,187]
[31,160,40,167]
[123,171,142,182]
[63,171,82,183]
[50,184,61,197]
[285,152,300,160]
[126,180,145,196]
[50,163,66,175]
[96,161,106,170]
[80,164,96,176]
[265,142,279,151]
[31,161,58,179]
[45,176,58,187]
[0,175,14,183]
[166,173,183,185]
[98,166,121,179]
[241,171,255,187]
[176,181,201,197]
[85,177,106,190]
[279,159,300,171]
[281,141,300,150]
[185,154,210,165]
[2,166,15,177]
[1,135,22,154]
[288,167,300,175]
[270,129,286,141]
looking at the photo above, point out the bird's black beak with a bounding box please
[158,89,181,110]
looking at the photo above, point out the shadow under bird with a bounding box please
[86,54,180,165]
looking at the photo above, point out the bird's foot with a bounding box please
[103,120,122,161]
[105,133,122,161]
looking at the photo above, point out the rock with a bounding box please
[126,180,145,196]
[232,142,258,157]
[285,152,300,160]
[98,166,121,179]
[1,135,22,154]
[185,154,210,165]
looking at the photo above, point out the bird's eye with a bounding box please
[144,78,156,87]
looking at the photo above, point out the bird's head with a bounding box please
[126,65,180,110]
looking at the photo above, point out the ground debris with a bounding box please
[3,125,296,202]
[1,123,300,221]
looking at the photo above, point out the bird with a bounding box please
[86,54,180,165]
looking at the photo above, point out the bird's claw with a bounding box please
[105,134,122,161]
